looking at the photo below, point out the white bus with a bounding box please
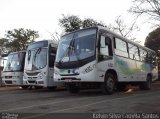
[2,51,28,89]
[54,26,158,94]
[23,40,61,89]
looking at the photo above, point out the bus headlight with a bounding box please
[23,73,27,79]
[38,73,43,79]
[54,69,60,75]
[72,68,79,74]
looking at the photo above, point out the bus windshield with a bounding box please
[25,48,47,71]
[56,29,96,64]
[4,52,25,72]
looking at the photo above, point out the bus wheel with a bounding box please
[21,86,29,89]
[139,75,152,90]
[101,73,116,95]
[68,84,80,93]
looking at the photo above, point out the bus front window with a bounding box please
[4,53,24,72]
[25,48,47,70]
[56,29,96,66]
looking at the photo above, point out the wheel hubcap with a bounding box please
[107,77,114,91]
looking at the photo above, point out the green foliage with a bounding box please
[0,28,39,53]
[145,27,160,51]
[58,14,138,42]
[83,18,105,28]
[59,14,105,33]
[145,27,160,72]
[59,15,82,32]
[0,38,8,53]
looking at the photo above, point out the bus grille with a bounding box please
[5,80,12,84]
[28,81,36,83]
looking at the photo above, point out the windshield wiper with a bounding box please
[58,37,81,65]
[27,50,31,63]
[58,45,72,64]
[34,48,41,61]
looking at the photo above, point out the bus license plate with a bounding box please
[65,79,72,82]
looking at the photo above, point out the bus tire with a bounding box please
[101,73,116,95]
[21,85,29,89]
[139,75,152,90]
[68,84,80,93]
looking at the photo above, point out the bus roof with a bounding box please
[9,50,26,55]
[29,40,58,46]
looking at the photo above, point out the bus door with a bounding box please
[97,32,113,81]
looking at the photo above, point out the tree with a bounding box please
[82,18,106,28]
[59,14,139,42]
[49,31,61,43]
[144,27,160,72]
[0,28,39,52]
[109,15,140,42]
[0,38,8,54]
[129,0,160,26]
[59,14,105,33]
[145,27,160,51]
[59,14,82,32]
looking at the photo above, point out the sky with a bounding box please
[0,0,155,45]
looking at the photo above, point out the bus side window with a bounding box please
[152,53,157,66]
[114,38,128,58]
[100,36,112,56]
[128,43,140,60]
[100,36,109,56]
[99,35,112,61]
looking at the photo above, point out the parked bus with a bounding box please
[23,40,61,89]
[0,54,8,86]
[2,51,28,89]
[54,26,158,94]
